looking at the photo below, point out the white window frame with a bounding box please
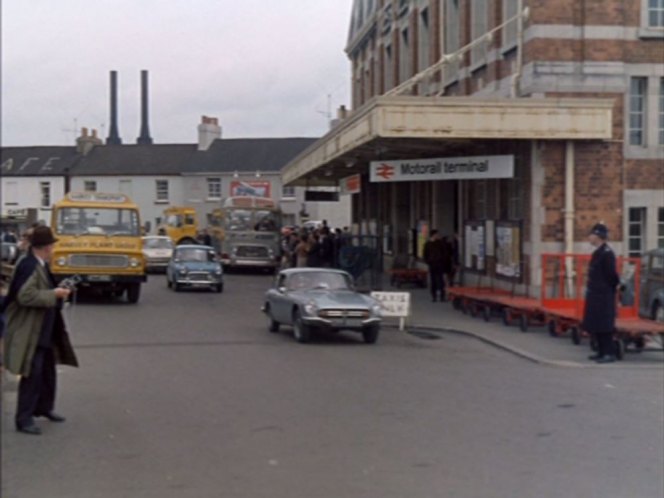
[625,72,664,158]
[502,0,518,52]
[155,179,169,204]
[207,177,221,200]
[641,0,664,37]
[40,181,51,209]
[282,185,296,200]
[629,77,647,146]
[84,180,97,192]
[628,207,647,257]
[384,44,394,91]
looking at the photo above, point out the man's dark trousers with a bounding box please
[429,266,445,301]
[16,347,57,429]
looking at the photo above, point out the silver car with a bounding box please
[142,236,174,272]
[262,268,382,344]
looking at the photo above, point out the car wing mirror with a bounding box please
[278,286,287,294]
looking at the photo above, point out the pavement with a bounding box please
[390,284,664,368]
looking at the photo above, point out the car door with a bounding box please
[270,274,291,324]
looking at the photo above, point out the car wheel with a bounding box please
[362,325,380,344]
[126,283,141,304]
[215,283,223,293]
[167,277,172,288]
[292,309,311,343]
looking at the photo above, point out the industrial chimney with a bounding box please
[136,70,153,145]
[106,70,122,145]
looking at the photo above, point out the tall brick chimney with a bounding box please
[77,127,103,155]
[106,70,122,145]
[136,70,153,145]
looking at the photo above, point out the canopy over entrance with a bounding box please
[282,96,613,187]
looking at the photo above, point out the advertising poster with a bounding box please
[463,222,486,273]
[417,221,429,259]
[230,181,271,198]
[496,222,522,279]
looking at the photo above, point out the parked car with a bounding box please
[640,248,664,322]
[262,268,382,344]
[142,236,174,272]
[166,245,223,293]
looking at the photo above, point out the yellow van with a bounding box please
[157,206,198,245]
[50,192,146,303]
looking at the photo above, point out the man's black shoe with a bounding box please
[588,354,602,361]
[37,412,66,422]
[431,297,437,302]
[595,355,616,364]
[17,424,42,435]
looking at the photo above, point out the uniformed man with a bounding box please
[582,223,620,364]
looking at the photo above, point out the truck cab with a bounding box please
[158,206,198,245]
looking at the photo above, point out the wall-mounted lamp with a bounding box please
[233,170,239,178]
[345,158,356,168]
[255,170,261,178]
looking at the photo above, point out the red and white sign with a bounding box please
[230,181,271,198]
[340,174,361,195]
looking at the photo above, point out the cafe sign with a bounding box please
[370,155,514,183]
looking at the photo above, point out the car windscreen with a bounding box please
[225,209,252,231]
[144,238,173,249]
[56,208,140,236]
[176,248,215,262]
[287,272,351,291]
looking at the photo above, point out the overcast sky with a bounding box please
[1,0,353,147]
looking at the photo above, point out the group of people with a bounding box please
[422,230,459,302]
[280,222,351,269]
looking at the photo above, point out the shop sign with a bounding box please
[340,174,361,195]
[370,155,514,183]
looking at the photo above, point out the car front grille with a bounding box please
[235,246,269,258]
[69,254,128,268]
[187,272,212,281]
[319,309,370,319]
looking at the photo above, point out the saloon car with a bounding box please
[142,235,174,272]
[166,245,223,293]
[262,268,382,344]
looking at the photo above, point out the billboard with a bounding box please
[230,181,271,198]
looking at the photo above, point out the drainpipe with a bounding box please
[511,0,525,98]
[564,141,576,294]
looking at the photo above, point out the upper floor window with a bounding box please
[384,44,394,90]
[444,0,461,83]
[629,77,647,146]
[648,0,664,27]
[84,180,97,192]
[282,186,296,199]
[207,177,221,200]
[399,28,411,83]
[155,180,169,203]
[628,207,647,257]
[471,0,489,67]
[502,0,518,50]
[418,8,430,72]
[40,182,51,209]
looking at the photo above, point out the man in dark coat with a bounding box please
[2,226,79,435]
[423,230,448,302]
[581,223,620,364]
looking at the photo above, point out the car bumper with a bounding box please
[222,257,278,268]
[175,276,223,286]
[301,316,381,330]
[53,274,147,285]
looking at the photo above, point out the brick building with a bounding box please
[282,0,664,295]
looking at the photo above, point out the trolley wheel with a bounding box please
[613,339,624,361]
[519,315,528,332]
[469,303,478,318]
[570,327,581,346]
[452,298,461,311]
[502,309,512,327]
[633,337,646,352]
[548,320,558,337]
[482,306,491,322]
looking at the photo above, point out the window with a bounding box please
[471,0,489,67]
[629,77,647,146]
[155,180,169,203]
[659,78,664,144]
[207,178,221,200]
[648,0,664,27]
[282,186,296,199]
[445,0,461,82]
[3,181,18,205]
[84,181,97,192]
[503,0,518,50]
[384,44,394,90]
[418,8,430,72]
[40,182,51,209]
[658,207,664,248]
[399,28,410,83]
[119,179,133,198]
[628,207,647,257]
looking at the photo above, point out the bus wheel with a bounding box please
[127,283,141,304]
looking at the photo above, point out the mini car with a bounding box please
[142,235,174,273]
[262,268,382,344]
[166,244,223,293]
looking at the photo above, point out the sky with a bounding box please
[1,0,354,146]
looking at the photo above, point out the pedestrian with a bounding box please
[2,226,79,435]
[582,223,620,364]
[319,227,334,268]
[447,232,460,287]
[295,234,310,268]
[423,229,447,302]
[440,235,454,290]
[307,231,322,267]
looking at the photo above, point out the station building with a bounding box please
[282,0,664,294]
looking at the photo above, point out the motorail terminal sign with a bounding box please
[370,155,514,182]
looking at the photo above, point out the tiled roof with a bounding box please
[0,146,79,176]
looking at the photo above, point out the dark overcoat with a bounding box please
[2,253,78,376]
[581,243,620,334]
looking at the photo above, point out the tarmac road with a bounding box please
[2,272,663,498]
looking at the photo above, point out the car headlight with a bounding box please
[214,268,222,275]
[129,258,140,268]
[56,257,67,267]
[371,304,382,317]
[178,267,187,274]
[304,301,318,315]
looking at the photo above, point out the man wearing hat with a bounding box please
[2,226,78,435]
[581,223,620,364]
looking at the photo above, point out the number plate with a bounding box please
[88,275,112,282]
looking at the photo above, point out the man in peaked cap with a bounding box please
[581,223,621,364]
[2,226,79,435]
